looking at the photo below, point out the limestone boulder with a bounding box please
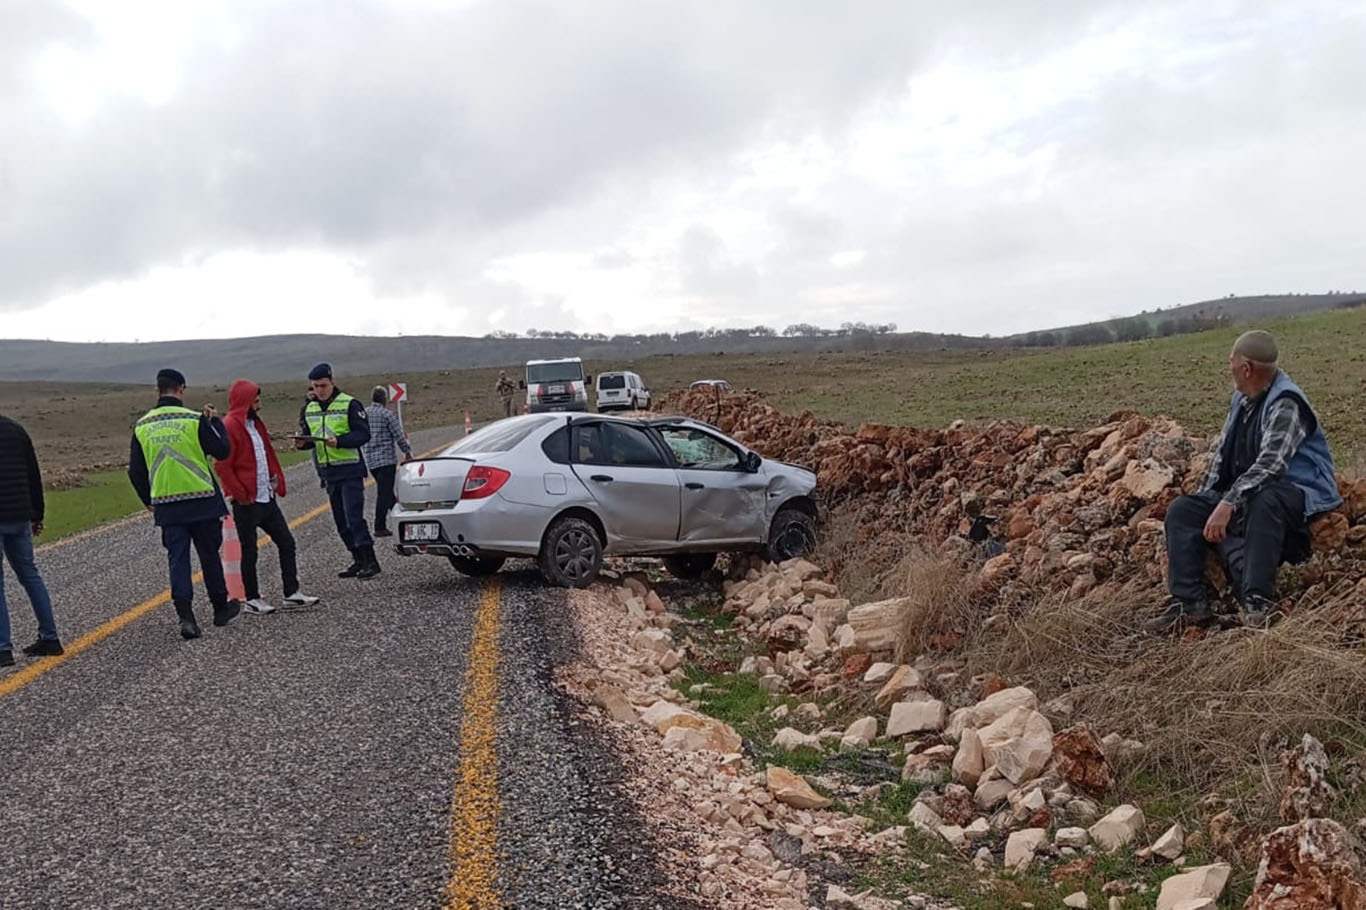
[1090,804,1146,853]
[1156,863,1231,910]
[887,699,946,737]
[766,766,832,810]
[952,728,986,788]
[1005,827,1049,872]
[978,707,1054,784]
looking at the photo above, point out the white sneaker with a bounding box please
[281,591,321,608]
[244,598,277,615]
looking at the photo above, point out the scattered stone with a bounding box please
[772,727,822,752]
[1090,804,1145,853]
[974,846,995,871]
[840,716,879,752]
[965,818,992,842]
[1005,828,1049,872]
[1156,863,1231,910]
[874,665,924,708]
[887,699,947,737]
[1245,818,1366,910]
[631,628,673,655]
[953,728,986,788]
[908,802,944,834]
[794,702,823,723]
[1056,827,1091,849]
[766,766,832,810]
[973,686,1039,726]
[979,707,1054,784]
[641,701,743,753]
[1151,823,1186,861]
[938,824,967,849]
[593,684,638,723]
[863,662,896,684]
[844,598,912,653]
[1052,724,1114,796]
[1064,892,1089,909]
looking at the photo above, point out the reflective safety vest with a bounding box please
[134,406,218,504]
[305,393,362,467]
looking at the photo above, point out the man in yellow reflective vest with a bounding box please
[297,363,378,578]
[128,368,241,640]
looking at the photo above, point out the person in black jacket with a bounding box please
[0,414,61,667]
[129,368,241,640]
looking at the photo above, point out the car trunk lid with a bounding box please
[396,457,474,508]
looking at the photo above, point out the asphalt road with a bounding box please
[0,428,698,910]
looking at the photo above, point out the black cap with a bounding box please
[157,368,186,388]
[308,362,333,381]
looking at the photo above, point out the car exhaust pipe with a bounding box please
[454,544,472,557]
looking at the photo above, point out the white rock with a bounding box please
[843,716,879,746]
[766,766,832,810]
[945,706,977,742]
[908,802,943,834]
[1170,901,1215,910]
[1004,827,1049,872]
[825,885,857,908]
[978,707,1054,784]
[1056,827,1091,848]
[771,704,790,721]
[772,727,822,751]
[1151,823,1185,861]
[887,699,947,737]
[1089,804,1146,852]
[952,728,986,787]
[874,665,925,707]
[794,702,823,722]
[973,686,1038,725]
[1064,891,1089,909]
[938,824,967,849]
[964,818,992,841]
[863,662,896,684]
[1156,864,1231,910]
[631,629,673,655]
[973,846,994,871]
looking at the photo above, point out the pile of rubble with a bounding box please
[662,387,1366,607]
[559,574,938,910]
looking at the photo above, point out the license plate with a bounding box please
[402,522,441,542]
[548,384,565,394]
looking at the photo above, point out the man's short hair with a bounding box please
[372,385,388,404]
[1232,330,1279,366]
[156,368,186,394]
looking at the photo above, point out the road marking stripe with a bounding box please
[0,441,452,700]
[445,577,503,909]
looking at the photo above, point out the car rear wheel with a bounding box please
[766,508,817,563]
[663,553,717,579]
[447,554,506,577]
[539,516,603,587]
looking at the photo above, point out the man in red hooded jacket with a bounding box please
[214,380,321,614]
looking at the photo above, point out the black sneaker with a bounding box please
[213,599,243,627]
[374,528,393,538]
[1142,598,1212,632]
[22,639,64,657]
[1241,595,1278,629]
[338,553,364,578]
[0,650,13,667]
[180,620,202,640]
[355,547,382,580]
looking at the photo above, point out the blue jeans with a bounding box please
[162,520,228,619]
[0,521,59,652]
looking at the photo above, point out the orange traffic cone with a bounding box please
[223,513,246,601]
[465,410,473,435]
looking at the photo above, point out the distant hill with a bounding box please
[3,291,1361,383]
[0,330,993,384]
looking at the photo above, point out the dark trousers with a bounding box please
[232,499,299,600]
[1165,481,1309,603]
[327,476,373,553]
[162,520,228,618]
[370,464,397,533]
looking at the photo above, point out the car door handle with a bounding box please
[685,482,705,490]
[590,474,614,483]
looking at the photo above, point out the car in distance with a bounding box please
[596,370,651,412]
[391,413,818,587]
[521,357,591,412]
[689,379,732,392]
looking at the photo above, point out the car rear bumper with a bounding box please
[391,497,547,558]
[529,401,587,413]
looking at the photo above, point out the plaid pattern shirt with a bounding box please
[1201,394,1307,509]
[361,404,411,469]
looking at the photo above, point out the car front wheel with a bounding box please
[663,553,717,579]
[766,508,817,563]
[539,516,603,587]
[448,554,506,577]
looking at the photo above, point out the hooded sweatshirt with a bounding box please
[214,380,287,504]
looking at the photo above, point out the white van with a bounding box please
[595,371,651,412]
[522,358,590,412]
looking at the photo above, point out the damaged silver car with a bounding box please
[390,413,818,587]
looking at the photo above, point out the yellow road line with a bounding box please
[445,577,503,909]
[0,441,452,700]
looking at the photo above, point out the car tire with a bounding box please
[539,516,603,587]
[664,553,717,579]
[766,508,817,563]
[629,396,638,411]
[447,554,506,577]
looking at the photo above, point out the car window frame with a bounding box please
[656,424,747,472]
[571,420,671,469]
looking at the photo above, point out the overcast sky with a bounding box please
[2,0,1363,343]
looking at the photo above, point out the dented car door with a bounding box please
[657,425,768,545]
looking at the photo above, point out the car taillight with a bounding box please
[463,465,511,499]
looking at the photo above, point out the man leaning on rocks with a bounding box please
[1146,330,1342,631]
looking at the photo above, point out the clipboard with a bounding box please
[290,433,332,443]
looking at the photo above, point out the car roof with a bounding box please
[526,357,583,365]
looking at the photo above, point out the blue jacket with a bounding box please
[1218,371,1342,518]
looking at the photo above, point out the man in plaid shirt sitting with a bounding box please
[1147,330,1343,631]
[363,386,413,538]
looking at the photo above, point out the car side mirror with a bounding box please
[518,380,526,390]
[744,451,762,473]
